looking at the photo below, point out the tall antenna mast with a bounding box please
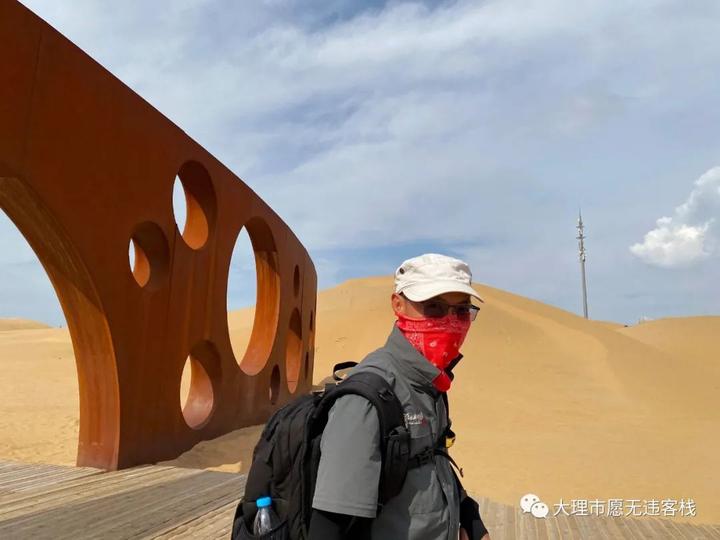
[576,210,589,319]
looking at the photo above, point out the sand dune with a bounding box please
[2,276,719,524]
[0,318,51,331]
[0,326,78,465]
[618,317,720,376]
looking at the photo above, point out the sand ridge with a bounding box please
[0,318,51,331]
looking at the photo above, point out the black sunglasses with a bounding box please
[402,294,481,321]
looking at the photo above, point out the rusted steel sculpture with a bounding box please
[0,0,316,470]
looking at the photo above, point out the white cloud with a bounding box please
[630,167,720,267]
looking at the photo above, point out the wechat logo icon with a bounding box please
[520,493,549,518]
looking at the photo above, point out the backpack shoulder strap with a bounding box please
[440,390,456,448]
[332,361,358,381]
[313,370,410,504]
[438,390,466,485]
[318,371,404,430]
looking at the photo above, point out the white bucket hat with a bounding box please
[394,253,484,303]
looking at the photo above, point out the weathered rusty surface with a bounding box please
[0,0,316,470]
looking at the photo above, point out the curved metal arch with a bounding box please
[0,0,317,469]
[0,175,121,470]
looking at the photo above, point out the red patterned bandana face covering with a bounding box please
[394,311,471,392]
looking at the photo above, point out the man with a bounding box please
[308,253,491,540]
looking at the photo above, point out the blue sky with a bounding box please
[2,0,719,326]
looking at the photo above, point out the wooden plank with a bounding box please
[0,462,43,476]
[0,460,55,471]
[613,514,641,539]
[133,474,244,539]
[513,505,525,539]
[151,499,238,539]
[517,505,537,540]
[699,523,720,540]
[0,465,160,506]
[480,499,494,537]
[0,466,147,500]
[650,516,684,539]
[572,512,594,539]
[0,461,82,472]
[689,523,713,539]
[0,469,242,538]
[598,515,627,540]
[675,521,707,540]
[479,496,490,526]
[0,465,101,493]
[0,463,60,489]
[483,499,499,538]
[625,516,654,540]
[49,470,220,536]
[472,494,489,535]
[578,514,614,539]
[646,515,681,539]
[0,466,196,521]
[488,499,510,540]
[636,515,674,539]
[0,465,88,493]
[664,518,698,540]
[604,516,626,539]
[0,465,173,511]
[512,505,522,539]
[113,473,242,537]
[100,474,243,538]
[553,512,575,540]
[534,512,549,540]
[688,520,714,539]
[566,513,583,539]
[25,467,102,490]
[0,460,83,477]
[505,501,517,540]
[679,523,708,540]
[543,515,562,540]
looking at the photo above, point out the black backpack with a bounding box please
[230,362,413,540]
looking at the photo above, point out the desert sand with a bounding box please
[0,318,51,331]
[0,323,78,465]
[1,276,719,524]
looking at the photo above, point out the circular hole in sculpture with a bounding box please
[173,161,217,250]
[180,360,191,412]
[180,341,220,430]
[128,238,149,287]
[269,365,280,405]
[128,239,136,269]
[293,265,300,297]
[228,228,256,370]
[172,177,187,236]
[128,222,169,290]
[227,219,280,375]
[286,308,302,393]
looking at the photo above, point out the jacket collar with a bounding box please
[383,323,463,397]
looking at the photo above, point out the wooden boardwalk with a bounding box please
[475,494,720,540]
[0,460,244,539]
[1,460,719,539]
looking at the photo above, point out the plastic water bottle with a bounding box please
[254,496,280,535]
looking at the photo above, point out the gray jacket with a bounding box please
[312,323,462,540]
